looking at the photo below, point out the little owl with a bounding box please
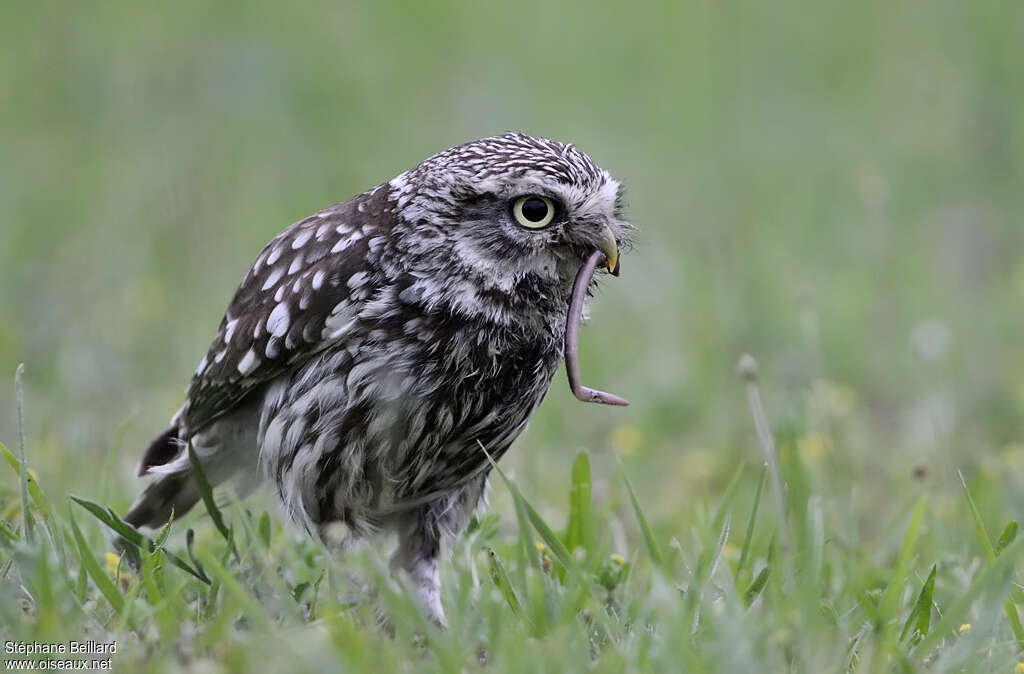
[125,132,632,625]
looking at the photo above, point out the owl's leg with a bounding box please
[391,473,489,627]
[391,510,445,626]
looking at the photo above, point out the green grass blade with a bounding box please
[620,462,665,570]
[914,532,1024,657]
[738,355,789,547]
[995,521,1017,556]
[141,544,164,605]
[743,566,770,606]
[196,548,273,632]
[879,498,926,625]
[564,451,593,555]
[257,511,272,548]
[900,564,936,644]
[1,440,68,576]
[476,442,539,577]
[737,464,767,580]
[14,365,34,544]
[481,443,622,641]
[712,462,744,534]
[0,518,17,544]
[870,498,927,669]
[112,573,143,634]
[70,496,209,583]
[1,441,53,522]
[486,547,527,622]
[959,472,1024,649]
[489,454,578,578]
[2,436,72,587]
[684,513,731,633]
[188,443,239,561]
[960,470,995,559]
[68,506,124,615]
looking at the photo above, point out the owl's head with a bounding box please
[389,132,632,293]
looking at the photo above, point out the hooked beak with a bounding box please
[596,225,621,276]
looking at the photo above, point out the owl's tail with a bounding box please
[124,426,203,529]
[124,470,202,529]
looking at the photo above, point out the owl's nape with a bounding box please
[125,132,632,626]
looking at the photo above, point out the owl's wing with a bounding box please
[179,185,395,435]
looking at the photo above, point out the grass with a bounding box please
[2,362,1024,673]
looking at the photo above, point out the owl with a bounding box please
[125,132,632,624]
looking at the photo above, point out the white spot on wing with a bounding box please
[224,319,239,344]
[262,266,285,290]
[292,231,313,249]
[238,349,260,376]
[266,336,281,358]
[347,271,368,289]
[267,302,291,337]
[267,247,284,265]
[312,270,326,290]
[195,355,208,375]
[288,253,305,275]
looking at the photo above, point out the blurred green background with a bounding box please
[1,0,1022,534]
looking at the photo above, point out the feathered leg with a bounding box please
[391,508,445,626]
[390,474,488,626]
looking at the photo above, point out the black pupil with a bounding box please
[521,197,549,223]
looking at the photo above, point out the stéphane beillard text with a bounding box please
[4,641,117,655]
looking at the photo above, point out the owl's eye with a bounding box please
[512,195,556,229]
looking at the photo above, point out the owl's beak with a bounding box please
[596,225,621,277]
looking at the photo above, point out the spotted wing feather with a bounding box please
[180,186,395,435]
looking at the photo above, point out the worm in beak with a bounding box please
[564,248,629,406]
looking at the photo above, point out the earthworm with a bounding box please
[564,249,629,406]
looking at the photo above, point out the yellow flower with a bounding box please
[678,449,715,484]
[610,425,643,455]
[105,552,132,589]
[958,623,970,635]
[811,379,855,417]
[1003,443,1024,470]
[534,541,552,574]
[798,433,831,462]
[1015,662,1024,674]
[105,552,121,578]
[609,554,625,565]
